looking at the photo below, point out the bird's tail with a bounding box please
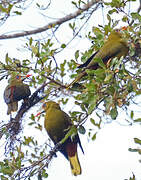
[66,71,86,90]
[66,143,82,176]
[7,102,18,115]
[69,152,81,176]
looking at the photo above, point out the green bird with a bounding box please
[4,75,31,115]
[67,29,129,88]
[42,101,84,176]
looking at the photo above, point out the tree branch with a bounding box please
[11,126,78,179]
[0,0,102,40]
[1,81,55,152]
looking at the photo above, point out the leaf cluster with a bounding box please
[0,0,141,179]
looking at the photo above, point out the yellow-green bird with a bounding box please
[67,29,129,88]
[42,101,84,176]
[4,75,31,115]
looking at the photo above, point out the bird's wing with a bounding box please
[87,40,123,68]
[3,86,12,104]
[77,51,98,69]
[12,84,31,101]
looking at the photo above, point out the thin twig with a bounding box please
[129,0,141,26]
[0,0,102,39]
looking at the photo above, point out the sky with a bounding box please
[0,0,141,180]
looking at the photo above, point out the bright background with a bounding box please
[0,0,141,179]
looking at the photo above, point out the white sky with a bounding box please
[0,0,141,179]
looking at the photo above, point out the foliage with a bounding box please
[129,137,141,163]
[0,0,141,179]
[125,173,136,180]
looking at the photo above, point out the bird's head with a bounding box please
[108,26,129,41]
[8,74,32,83]
[42,101,61,111]
[35,101,60,117]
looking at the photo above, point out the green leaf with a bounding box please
[1,175,8,180]
[86,68,104,78]
[104,74,112,82]
[108,9,118,14]
[90,118,96,125]
[92,133,97,141]
[90,118,101,129]
[94,57,106,69]
[71,1,77,7]
[75,50,79,60]
[134,138,141,145]
[110,108,118,120]
[61,44,66,48]
[36,3,40,7]
[14,11,22,15]
[42,169,48,178]
[5,53,12,65]
[88,96,97,115]
[131,12,141,22]
[122,16,128,22]
[128,148,138,152]
[78,125,86,134]
[1,167,14,176]
[23,136,33,146]
[107,14,111,23]
[29,37,33,46]
[134,118,141,123]
[130,111,134,119]
[60,60,66,77]
[31,45,39,56]
[69,22,75,30]
[129,173,136,180]
[60,126,77,144]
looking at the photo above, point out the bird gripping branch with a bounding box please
[42,101,84,176]
[4,74,31,115]
[67,28,129,89]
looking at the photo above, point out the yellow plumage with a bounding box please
[43,101,84,175]
[67,30,129,88]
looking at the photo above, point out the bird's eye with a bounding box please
[42,103,47,108]
[16,75,20,79]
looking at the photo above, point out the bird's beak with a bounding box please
[35,102,46,119]
[35,110,45,118]
[22,74,32,81]
[26,74,32,78]
[115,26,128,33]
[121,26,128,31]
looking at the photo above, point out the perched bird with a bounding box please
[42,101,84,176]
[4,75,31,115]
[67,29,129,88]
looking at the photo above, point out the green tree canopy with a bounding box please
[0,0,141,179]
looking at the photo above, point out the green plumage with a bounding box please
[43,101,84,176]
[4,75,31,115]
[67,30,129,88]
